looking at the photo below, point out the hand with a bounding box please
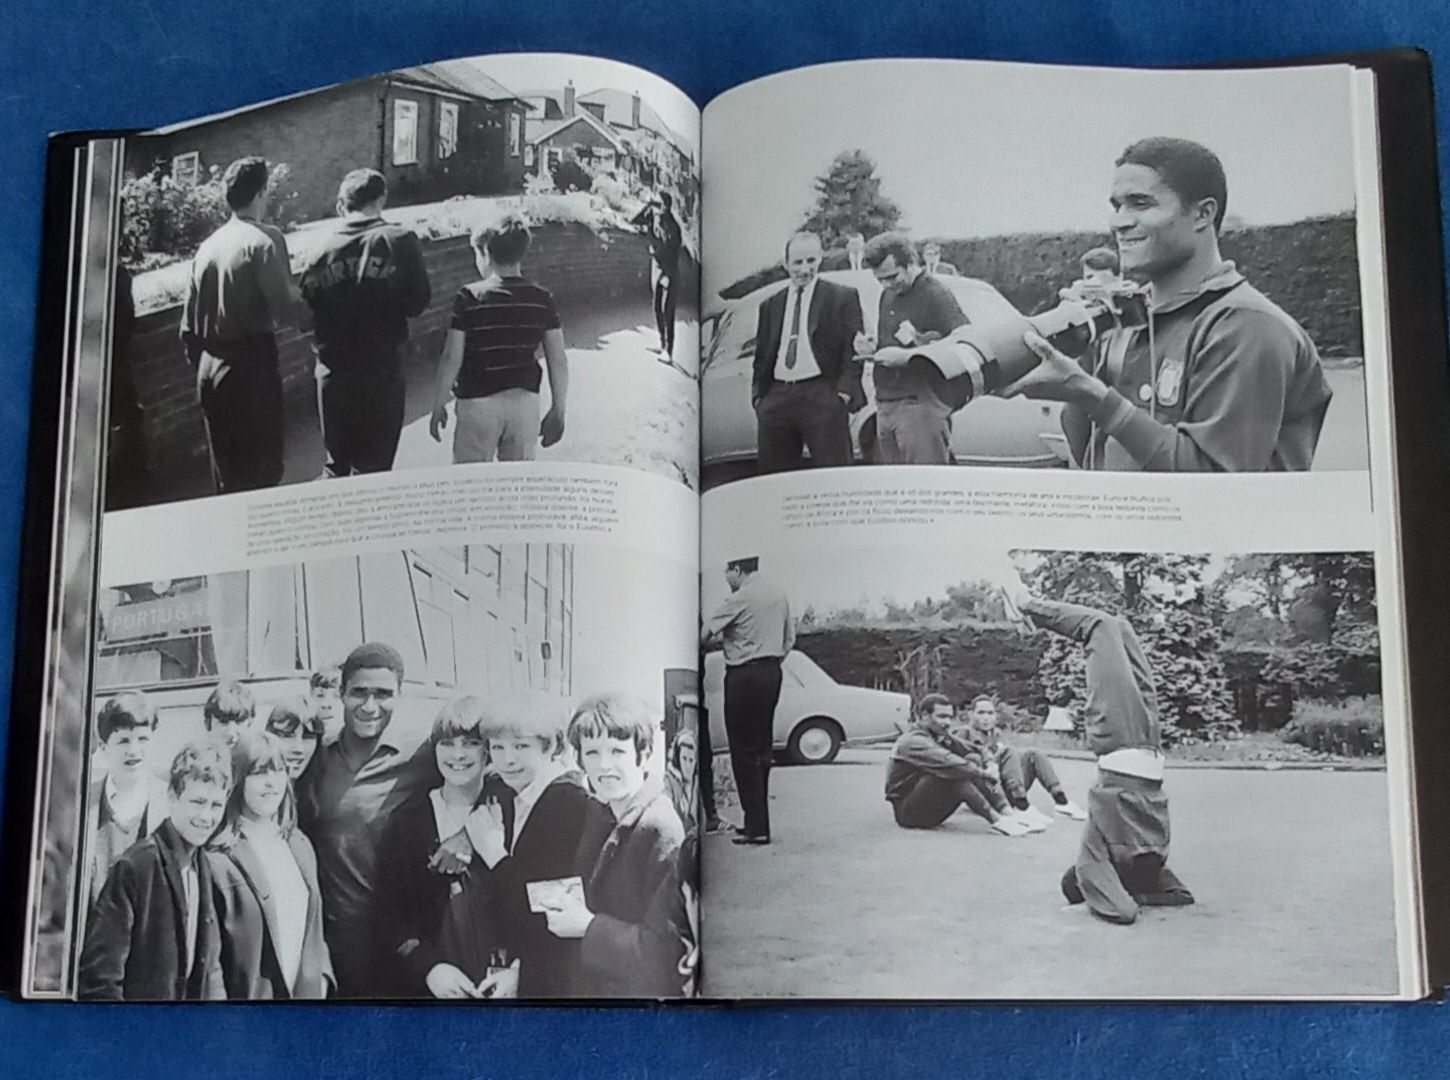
[540,406,565,448]
[853,331,877,358]
[428,829,474,876]
[476,960,520,999]
[426,963,483,999]
[999,330,1105,404]
[543,895,595,939]
[872,345,912,368]
[429,403,449,442]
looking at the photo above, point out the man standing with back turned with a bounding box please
[181,156,297,493]
[300,168,431,478]
[702,557,794,846]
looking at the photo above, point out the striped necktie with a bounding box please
[783,288,804,370]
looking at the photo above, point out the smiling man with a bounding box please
[1006,137,1332,472]
[296,641,432,997]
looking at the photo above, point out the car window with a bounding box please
[704,307,757,373]
[784,650,834,687]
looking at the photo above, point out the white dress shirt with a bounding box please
[773,278,822,381]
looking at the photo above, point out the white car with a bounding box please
[701,269,1071,488]
[703,649,911,764]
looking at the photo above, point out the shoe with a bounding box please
[990,816,1030,837]
[1055,799,1087,821]
[732,834,771,846]
[1016,805,1054,830]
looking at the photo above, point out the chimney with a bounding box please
[631,91,642,129]
[564,81,575,118]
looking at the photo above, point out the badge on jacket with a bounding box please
[1155,355,1185,407]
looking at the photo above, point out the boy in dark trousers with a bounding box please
[78,742,232,1000]
[998,576,1195,924]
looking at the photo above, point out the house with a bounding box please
[520,81,696,194]
[127,60,530,222]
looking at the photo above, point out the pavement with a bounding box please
[701,745,1400,999]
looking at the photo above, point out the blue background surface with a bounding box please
[3,1,1449,1074]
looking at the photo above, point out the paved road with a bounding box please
[702,746,1400,998]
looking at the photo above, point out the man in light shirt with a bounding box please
[701,557,795,845]
[998,575,1194,925]
[751,231,865,474]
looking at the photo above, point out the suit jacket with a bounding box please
[78,819,224,1001]
[575,784,688,998]
[207,829,333,999]
[751,278,864,409]
[84,771,171,911]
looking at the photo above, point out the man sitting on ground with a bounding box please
[959,695,1086,829]
[884,694,1034,837]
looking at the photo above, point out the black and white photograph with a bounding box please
[699,542,1403,997]
[109,53,700,511]
[700,61,1371,490]
[70,541,701,1000]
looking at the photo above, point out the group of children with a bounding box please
[78,652,697,1000]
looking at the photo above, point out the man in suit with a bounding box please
[752,231,865,474]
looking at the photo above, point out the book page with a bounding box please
[24,52,704,1001]
[696,58,1420,999]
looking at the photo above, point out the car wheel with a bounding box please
[786,717,843,765]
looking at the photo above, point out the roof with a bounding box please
[526,110,625,152]
[147,60,524,137]
[577,87,695,160]
[388,60,524,103]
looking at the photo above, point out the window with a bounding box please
[392,99,419,165]
[509,112,522,156]
[171,152,200,187]
[438,101,459,160]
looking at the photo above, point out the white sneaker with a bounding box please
[1016,805,1054,830]
[991,816,1031,837]
[1055,799,1087,821]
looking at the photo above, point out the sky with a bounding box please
[702,59,1359,298]
[571,544,697,706]
[463,51,700,159]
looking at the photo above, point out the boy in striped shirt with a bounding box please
[430,214,569,462]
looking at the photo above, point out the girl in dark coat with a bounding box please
[207,731,332,999]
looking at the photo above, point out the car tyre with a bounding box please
[786,717,843,765]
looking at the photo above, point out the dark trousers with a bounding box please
[999,747,1064,808]
[317,360,406,477]
[756,378,853,473]
[723,658,782,838]
[698,704,718,822]
[652,263,678,355]
[892,773,1006,829]
[196,339,284,494]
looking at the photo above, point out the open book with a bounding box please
[10,49,1450,1002]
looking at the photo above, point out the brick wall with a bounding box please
[126,224,659,477]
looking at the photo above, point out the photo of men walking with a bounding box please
[300,168,430,478]
[701,557,795,845]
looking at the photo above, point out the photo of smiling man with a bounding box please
[1004,137,1334,472]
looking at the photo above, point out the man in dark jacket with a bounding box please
[884,694,1032,836]
[631,191,684,359]
[751,231,865,473]
[300,168,431,477]
[998,576,1195,924]
[78,742,231,1000]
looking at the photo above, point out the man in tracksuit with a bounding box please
[884,694,1032,837]
[999,579,1194,924]
[300,169,431,477]
[1007,137,1332,472]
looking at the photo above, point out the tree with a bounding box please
[1024,552,1236,743]
[800,150,901,250]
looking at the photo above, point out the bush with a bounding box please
[1279,695,1384,757]
[551,157,593,193]
[120,162,300,267]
